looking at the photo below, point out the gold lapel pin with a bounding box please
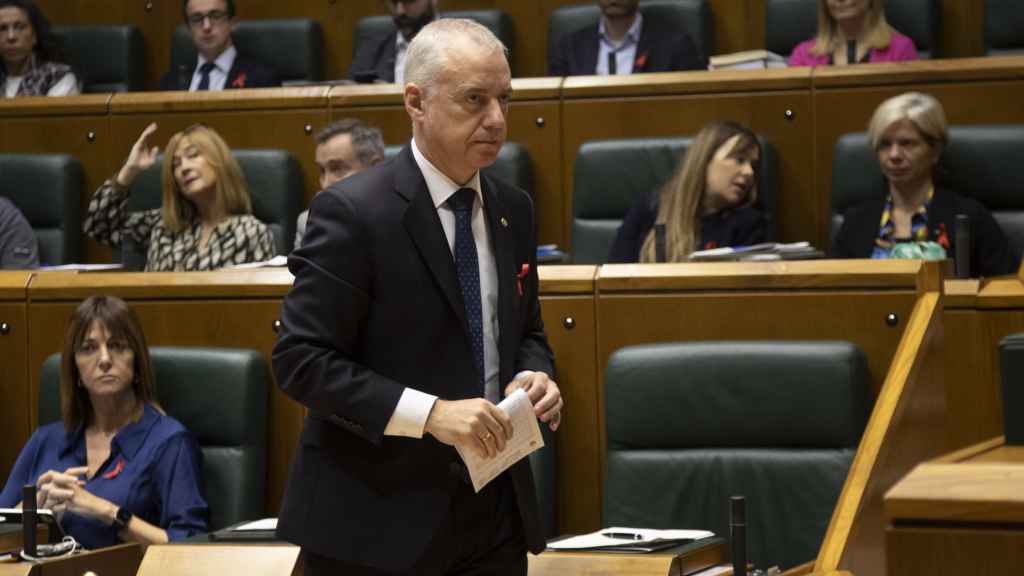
[500,217,509,228]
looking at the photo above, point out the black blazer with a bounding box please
[548,17,706,76]
[273,145,554,571]
[347,29,398,83]
[158,53,280,91]
[831,186,1019,277]
[608,189,767,263]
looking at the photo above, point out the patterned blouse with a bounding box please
[83,180,276,272]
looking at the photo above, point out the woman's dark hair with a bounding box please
[0,0,66,66]
[60,295,157,432]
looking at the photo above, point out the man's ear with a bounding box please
[405,83,426,120]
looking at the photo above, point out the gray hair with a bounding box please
[314,118,385,167]
[404,18,508,95]
[867,92,948,151]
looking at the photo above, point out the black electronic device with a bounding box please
[730,496,747,576]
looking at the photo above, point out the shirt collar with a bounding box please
[57,403,161,462]
[598,12,643,49]
[410,138,482,210]
[198,44,237,74]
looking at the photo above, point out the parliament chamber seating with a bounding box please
[569,136,779,264]
[602,340,869,569]
[984,0,1024,55]
[39,347,269,531]
[548,0,714,65]
[764,0,941,59]
[831,124,1024,261]
[121,149,303,268]
[354,10,515,69]
[171,19,324,86]
[0,153,82,266]
[51,25,146,93]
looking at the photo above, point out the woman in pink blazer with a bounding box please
[788,0,918,67]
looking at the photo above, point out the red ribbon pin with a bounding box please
[231,72,247,89]
[102,458,125,480]
[516,263,530,296]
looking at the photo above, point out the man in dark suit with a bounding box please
[347,0,438,84]
[158,0,279,91]
[274,18,563,576]
[549,0,706,76]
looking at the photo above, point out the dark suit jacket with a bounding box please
[548,17,706,76]
[831,186,1019,277]
[347,29,398,83]
[158,53,280,91]
[273,145,554,571]
[608,188,767,263]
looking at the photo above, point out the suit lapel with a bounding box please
[397,146,468,332]
[380,33,398,82]
[580,26,600,75]
[634,21,653,72]
[226,57,245,90]
[481,175,516,386]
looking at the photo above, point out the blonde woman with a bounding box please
[788,0,917,67]
[609,121,766,263]
[84,123,275,271]
[831,92,1016,277]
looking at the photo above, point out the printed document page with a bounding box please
[456,388,544,492]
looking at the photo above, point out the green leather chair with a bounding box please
[570,136,779,264]
[999,333,1024,445]
[171,19,323,85]
[383,142,535,197]
[0,154,82,266]
[353,10,516,72]
[766,0,941,59]
[120,149,303,269]
[831,125,1024,261]
[548,0,713,68]
[603,341,868,569]
[51,25,145,93]
[984,0,1024,55]
[38,347,269,531]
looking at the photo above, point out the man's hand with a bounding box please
[505,371,563,431]
[36,466,116,524]
[424,398,513,460]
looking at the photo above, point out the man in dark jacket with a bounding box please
[347,0,437,84]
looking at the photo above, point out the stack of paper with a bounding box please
[709,50,788,70]
[547,527,714,552]
[688,242,822,262]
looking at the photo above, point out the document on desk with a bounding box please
[455,388,544,493]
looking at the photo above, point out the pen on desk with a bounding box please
[601,532,643,540]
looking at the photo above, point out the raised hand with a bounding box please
[116,122,160,187]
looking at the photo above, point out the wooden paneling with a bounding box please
[887,526,1024,576]
[137,543,301,576]
[561,70,814,248]
[0,273,31,482]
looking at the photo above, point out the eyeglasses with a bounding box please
[187,9,230,27]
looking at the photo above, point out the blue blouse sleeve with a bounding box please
[0,429,46,507]
[151,431,209,540]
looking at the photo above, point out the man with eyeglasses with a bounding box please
[347,0,438,84]
[158,0,279,91]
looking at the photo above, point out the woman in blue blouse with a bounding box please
[0,295,208,549]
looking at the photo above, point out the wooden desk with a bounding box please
[943,276,1024,450]
[529,538,725,576]
[884,437,1024,575]
[0,543,140,576]
[137,543,301,576]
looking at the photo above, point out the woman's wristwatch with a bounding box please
[112,506,133,528]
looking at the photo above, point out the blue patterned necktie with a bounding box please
[197,62,216,91]
[447,187,485,394]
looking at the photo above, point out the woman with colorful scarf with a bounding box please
[0,0,78,97]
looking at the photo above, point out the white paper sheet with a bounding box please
[231,517,277,531]
[455,388,544,492]
[546,526,715,550]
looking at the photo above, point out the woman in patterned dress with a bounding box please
[84,123,276,271]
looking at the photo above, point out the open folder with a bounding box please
[547,527,715,553]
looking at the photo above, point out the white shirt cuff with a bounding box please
[383,388,438,438]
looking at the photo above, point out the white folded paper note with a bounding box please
[455,388,544,492]
[547,526,715,550]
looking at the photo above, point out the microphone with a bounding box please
[22,484,37,558]
[730,496,747,576]
[954,214,971,278]
[655,223,667,263]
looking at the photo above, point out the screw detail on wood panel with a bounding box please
[562,317,575,330]
[145,2,152,12]
[272,319,283,334]
[535,117,545,128]
[304,125,313,135]
[0,322,10,335]
[87,132,96,142]
[784,109,796,122]
[885,313,899,327]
